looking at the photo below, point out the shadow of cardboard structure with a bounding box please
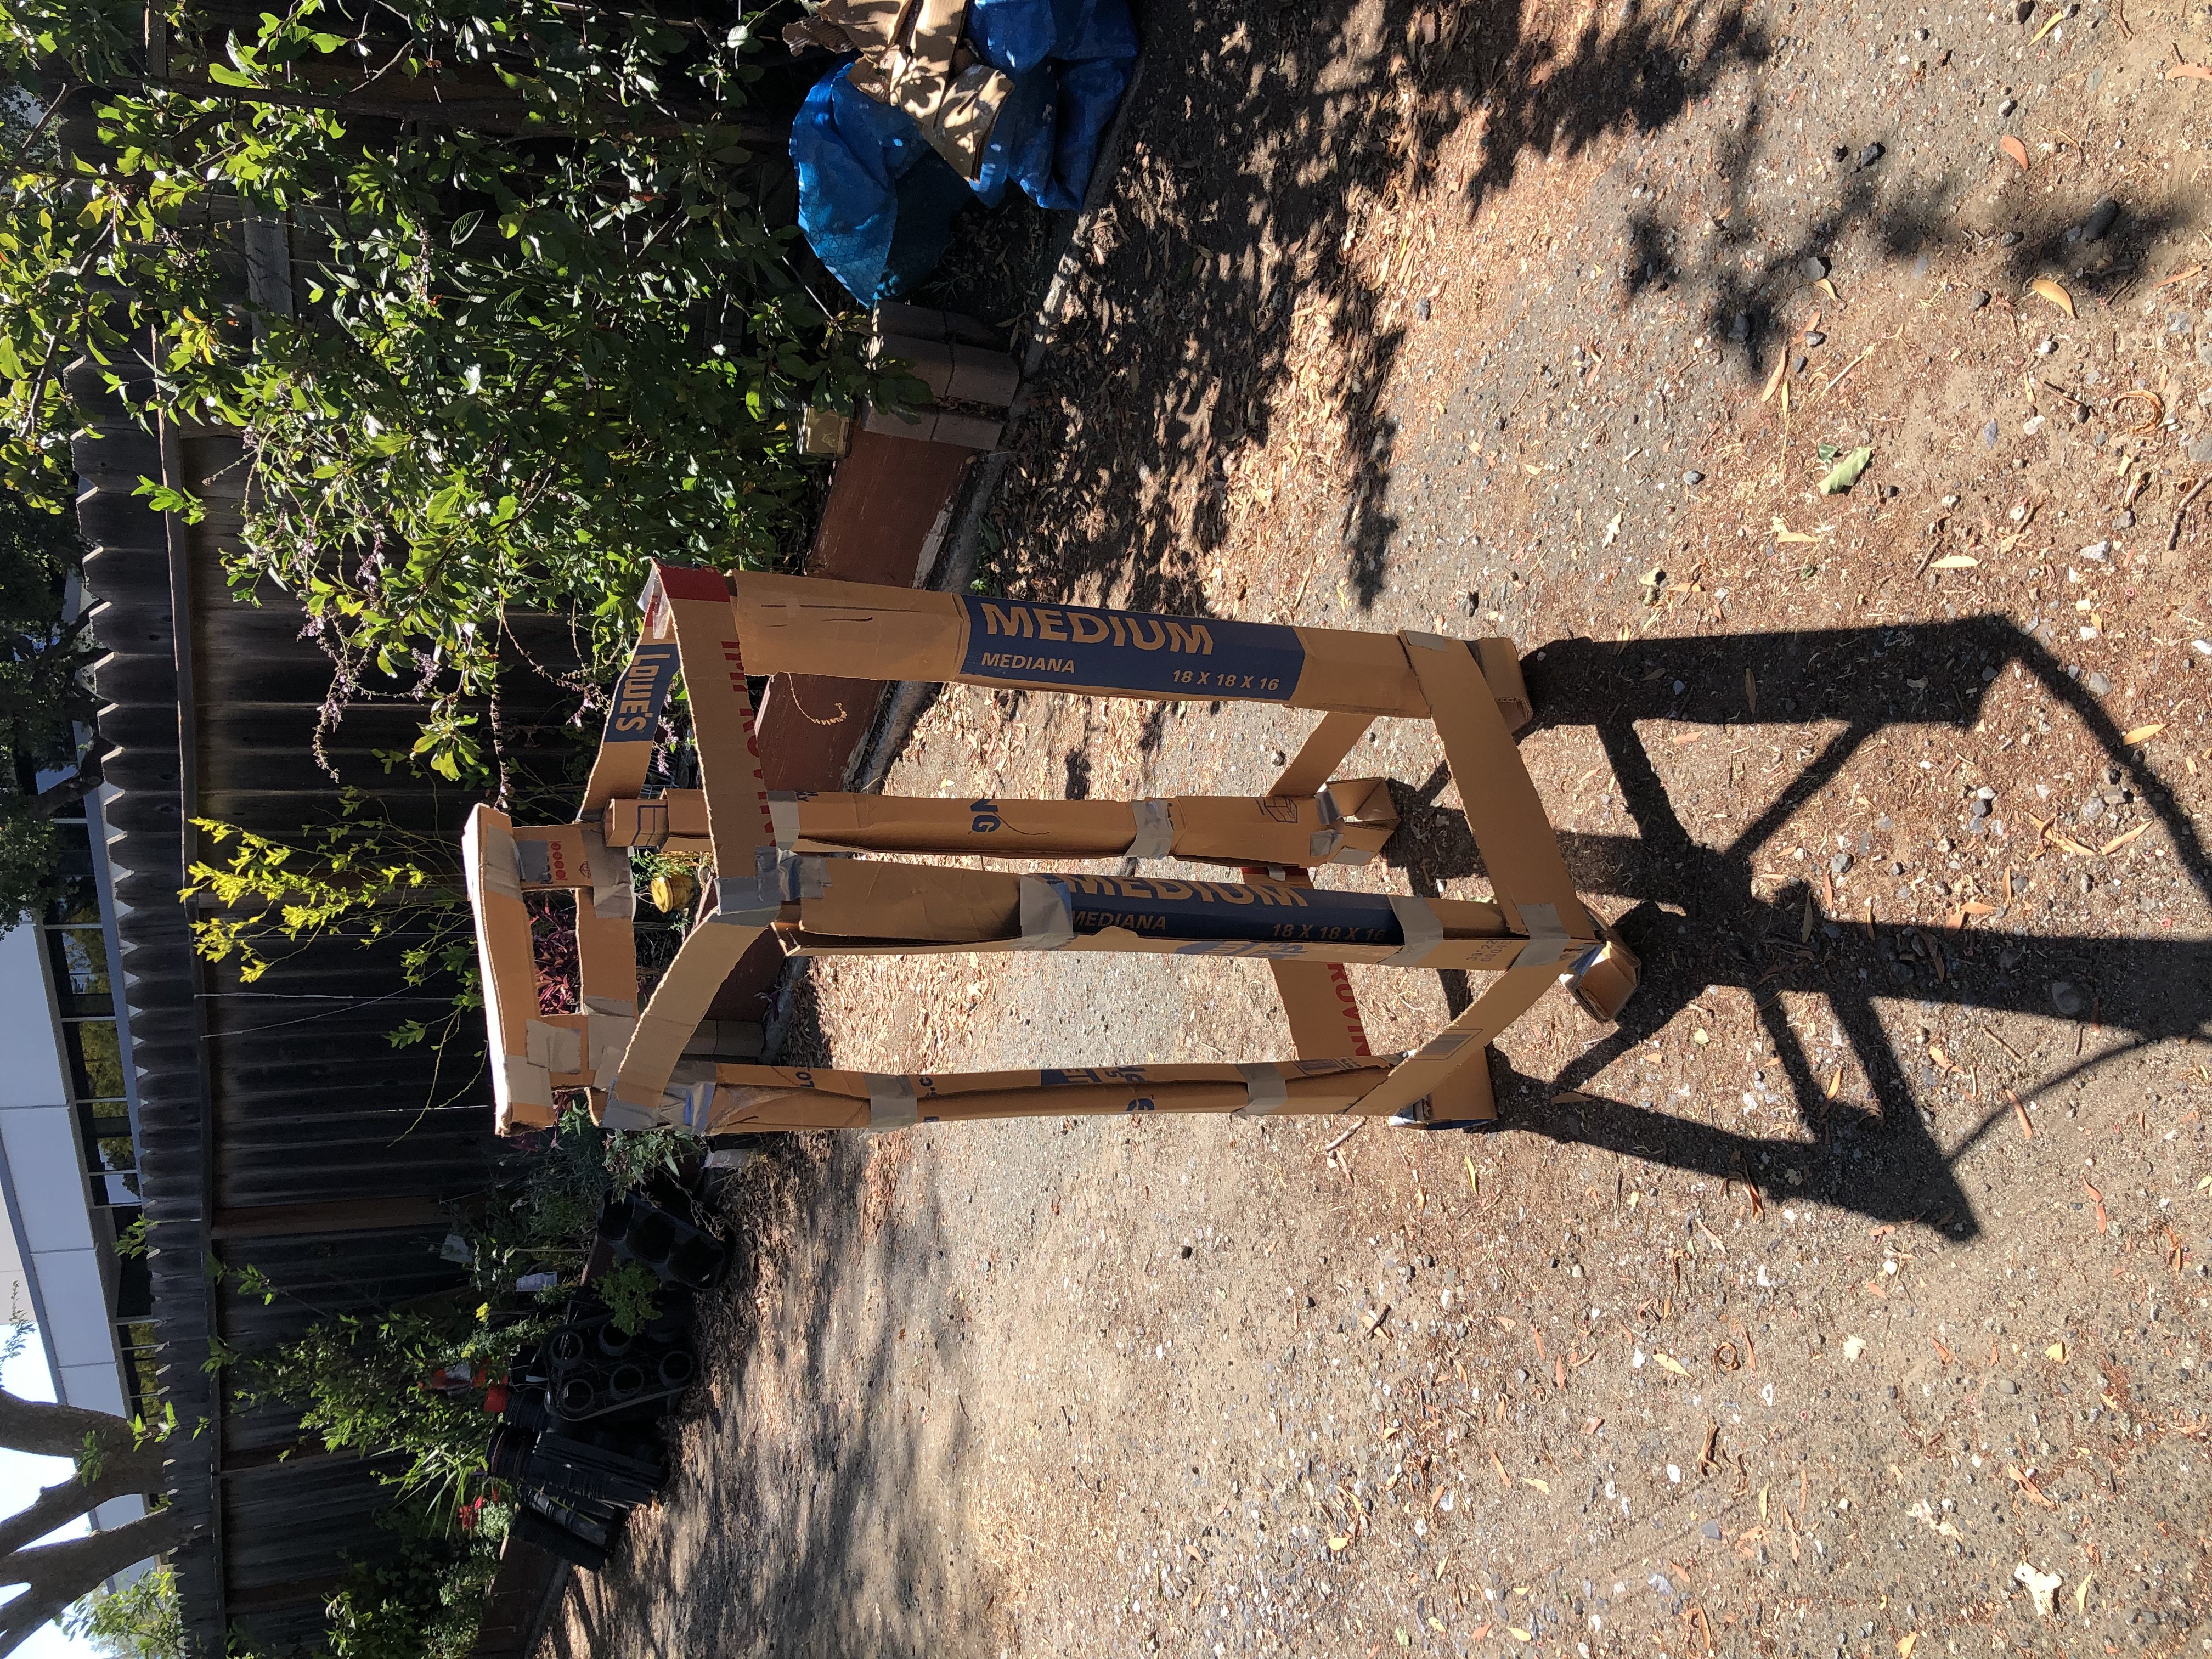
[463,565,1640,1139]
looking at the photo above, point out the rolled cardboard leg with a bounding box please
[1425,1045,1498,1125]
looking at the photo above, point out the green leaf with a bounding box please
[1817,445,1873,495]
[204,62,257,87]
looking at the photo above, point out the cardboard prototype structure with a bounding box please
[463,566,1640,1141]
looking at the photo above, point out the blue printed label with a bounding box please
[1037,874,1404,947]
[960,597,1305,701]
[601,642,680,744]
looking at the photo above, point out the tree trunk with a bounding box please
[0,1506,195,1659]
[0,1390,146,1463]
[0,1442,166,1560]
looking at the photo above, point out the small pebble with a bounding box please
[1996,1378,2022,1396]
[1831,853,1854,875]
[1857,142,1884,167]
[1802,256,1830,281]
[1683,469,1705,485]
[2000,97,2018,115]
[1981,419,2000,448]
[1414,297,1432,321]
[2078,540,2111,561]
[2113,510,2134,530]
[1803,330,1827,347]
[2078,198,2120,242]
[2086,670,2113,696]
[2049,979,2085,1017]
[1971,290,1991,311]
[1792,353,1808,374]
[2000,230,2023,247]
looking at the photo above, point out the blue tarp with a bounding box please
[791,0,1137,303]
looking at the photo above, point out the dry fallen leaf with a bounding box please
[2028,276,2076,318]
[1745,668,1758,712]
[1899,1634,1920,1659]
[1929,554,1980,569]
[2166,61,2212,80]
[1999,135,2030,170]
[1522,1476,1551,1494]
[1761,357,1788,402]
[2098,822,2151,856]
[2120,721,2164,745]
[1328,1534,1351,1551]
[2028,7,2063,42]
[2155,263,2205,289]
[1816,276,1839,302]
[1842,1335,1867,1360]
[2008,1465,2059,1509]
[1654,1353,1690,1378]
[2075,1575,2095,1613]
[2045,1341,2067,1361]
[1771,515,1818,544]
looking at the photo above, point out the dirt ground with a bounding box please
[541,0,2212,1655]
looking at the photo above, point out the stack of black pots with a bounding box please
[484,1192,730,1569]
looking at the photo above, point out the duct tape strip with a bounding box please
[776,850,828,901]
[1124,798,1175,860]
[1383,894,1444,966]
[502,1054,552,1110]
[1329,845,1376,867]
[1234,1062,1289,1117]
[680,1081,716,1133]
[1513,901,1573,967]
[473,835,524,904]
[1415,1028,1473,1062]
[580,825,636,921]
[768,792,802,852]
[589,1016,636,1089]
[601,1094,664,1132]
[582,994,638,1019]
[1401,630,1454,652]
[524,1019,583,1076]
[867,1073,918,1130]
[1014,876,1077,949]
[1310,828,1345,861]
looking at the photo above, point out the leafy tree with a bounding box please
[0,1381,196,1658]
[62,1563,189,1659]
[0,483,95,931]
[2,0,879,783]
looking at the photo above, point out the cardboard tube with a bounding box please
[695,1058,1396,1132]
[464,805,555,1133]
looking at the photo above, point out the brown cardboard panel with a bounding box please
[732,573,967,682]
[580,636,682,814]
[1268,960,1374,1059]
[602,792,710,853]
[1345,962,1560,1122]
[1272,709,1372,797]
[574,907,639,1015]
[1401,631,1592,950]
[1474,637,1534,731]
[605,918,762,1115]
[463,805,556,1134]
[659,564,779,873]
[511,824,593,888]
[798,860,1024,943]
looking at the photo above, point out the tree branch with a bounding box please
[0,1389,140,1463]
[0,1507,195,1659]
[0,1444,165,1561]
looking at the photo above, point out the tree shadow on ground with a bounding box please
[540,975,1006,1659]
[1386,614,2212,1240]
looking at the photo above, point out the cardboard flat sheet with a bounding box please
[580,637,682,814]
[1268,959,1374,1059]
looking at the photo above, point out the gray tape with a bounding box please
[1417,1029,1472,1061]
[471,828,524,904]
[500,1054,552,1110]
[579,825,636,920]
[1402,630,1454,652]
[768,792,802,851]
[1124,798,1175,860]
[866,1073,918,1129]
[712,870,780,927]
[1329,845,1376,867]
[1310,828,1345,861]
[601,1094,663,1132]
[524,1019,583,1075]
[1014,876,1076,949]
[1384,894,1444,966]
[1234,1062,1289,1117]
[513,839,554,887]
[1514,901,1573,967]
[582,994,636,1019]
[777,851,828,901]
[679,1080,716,1134]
